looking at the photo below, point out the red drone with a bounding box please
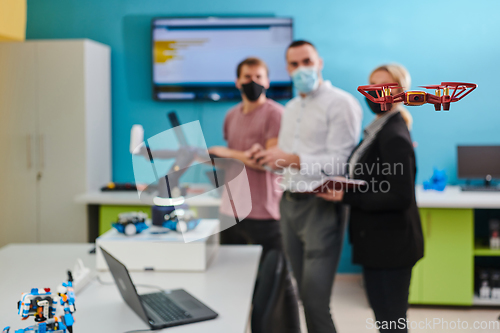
[358,82,477,111]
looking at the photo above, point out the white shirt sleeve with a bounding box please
[299,96,362,177]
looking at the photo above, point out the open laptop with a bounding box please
[100,247,218,329]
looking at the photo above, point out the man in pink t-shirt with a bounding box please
[209,57,300,332]
[209,57,284,250]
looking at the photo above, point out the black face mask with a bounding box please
[365,90,385,114]
[241,81,265,101]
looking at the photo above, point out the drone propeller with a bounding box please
[419,85,445,89]
[440,82,477,88]
[358,82,401,90]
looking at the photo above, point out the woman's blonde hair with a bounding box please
[369,64,413,130]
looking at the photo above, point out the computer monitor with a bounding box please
[457,145,500,184]
[151,17,293,101]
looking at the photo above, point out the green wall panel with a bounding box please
[409,208,474,306]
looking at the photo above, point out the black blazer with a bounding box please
[343,112,424,269]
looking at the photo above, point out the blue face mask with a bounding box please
[291,66,319,94]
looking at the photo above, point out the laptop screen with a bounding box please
[100,247,152,325]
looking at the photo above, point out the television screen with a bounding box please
[152,17,293,101]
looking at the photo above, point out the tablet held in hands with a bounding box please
[297,177,368,194]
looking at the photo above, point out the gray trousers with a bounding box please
[280,192,347,333]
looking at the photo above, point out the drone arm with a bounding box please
[391,91,406,104]
[358,88,391,106]
[423,93,443,110]
[426,93,442,104]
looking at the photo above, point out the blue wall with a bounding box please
[27,0,500,273]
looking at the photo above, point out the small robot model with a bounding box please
[112,211,149,236]
[423,168,447,191]
[479,269,491,299]
[479,280,491,299]
[358,82,477,111]
[491,230,500,250]
[490,219,500,250]
[3,272,76,333]
[491,270,500,300]
[163,208,201,233]
[56,277,76,332]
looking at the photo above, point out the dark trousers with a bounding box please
[280,192,347,333]
[219,215,301,333]
[220,216,284,262]
[363,267,412,333]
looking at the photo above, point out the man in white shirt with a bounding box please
[251,40,362,333]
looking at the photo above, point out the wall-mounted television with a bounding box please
[152,17,293,101]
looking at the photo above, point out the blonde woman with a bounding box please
[317,64,424,333]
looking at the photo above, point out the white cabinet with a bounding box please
[0,42,38,245]
[0,40,111,246]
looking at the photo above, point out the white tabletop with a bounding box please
[75,191,222,207]
[77,185,500,209]
[416,185,500,208]
[0,244,261,333]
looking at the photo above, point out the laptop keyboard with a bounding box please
[141,293,193,323]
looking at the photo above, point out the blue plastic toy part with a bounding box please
[112,221,149,235]
[163,219,201,233]
[62,313,74,327]
[163,221,178,232]
[152,204,177,226]
[423,167,447,191]
[2,327,10,333]
[112,222,124,234]
[135,222,149,234]
[185,219,201,231]
[37,323,46,333]
[58,321,67,331]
